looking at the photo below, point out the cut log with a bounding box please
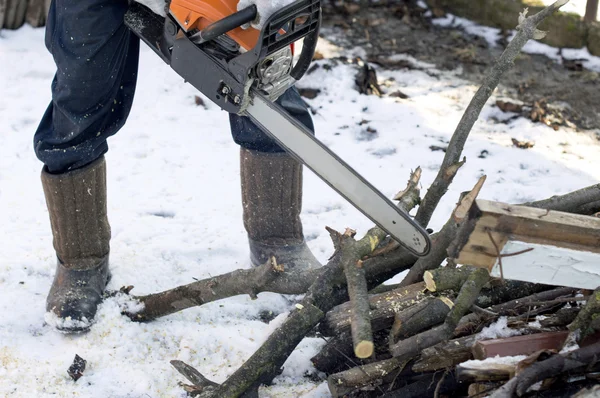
[390,268,490,359]
[411,334,478,373]
[472,331,569,360]
[327,357,405,397]
[342,246,374,358]
[390,297,454,344]
[319,282,427,336]
[424,266,475,292]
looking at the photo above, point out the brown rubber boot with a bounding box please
[241,148,321,271]
[42,156,111,333]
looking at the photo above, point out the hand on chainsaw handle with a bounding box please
[237,0,297,29]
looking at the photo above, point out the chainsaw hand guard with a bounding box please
[125,0,320,114]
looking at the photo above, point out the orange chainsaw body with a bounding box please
[169,0,260,50]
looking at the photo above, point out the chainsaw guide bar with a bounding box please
[124,0,431,256]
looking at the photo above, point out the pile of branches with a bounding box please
[116,1,600,397]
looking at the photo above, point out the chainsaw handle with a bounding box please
[190,5,257,44]
[290,18,320,80]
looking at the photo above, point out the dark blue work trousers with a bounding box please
[34,0,314,173]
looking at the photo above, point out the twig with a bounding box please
[399,176,485,287]
[414,0,572,227]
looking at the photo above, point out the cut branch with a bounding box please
[491,340,600,398]
[390,268,490,359]
[342,245,374,358]
[399,176,486,287]
[414,0,571,227]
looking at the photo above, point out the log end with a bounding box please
[424,271,437,292]
[439,296,454,309]
[354,341,374,359]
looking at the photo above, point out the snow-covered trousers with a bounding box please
[34,0,314,174]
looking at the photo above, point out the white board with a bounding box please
[491,241,600,289]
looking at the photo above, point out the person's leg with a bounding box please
[35,0,140,332]
[230,88,321,270]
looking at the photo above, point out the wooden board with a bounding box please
[451,200,600,288]
[472,331,569,359]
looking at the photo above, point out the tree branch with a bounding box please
[414,0,571,227]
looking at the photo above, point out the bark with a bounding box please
[319,282,428,336]
[399,176,486,287]
[390,297,454,344]
[128,256,289,321]
[310,331,355,374]
[343,247,374,358]
[456,364,514,383]
[390,268,490,359]
[525,183,600,213]
[174,227,391,397]
[379,371,463,398]
[566,287,600,345]
[327,357,406,397]
[414,0,570,227]
[585,0,599,23]
[411,334,478,373]
[424,266,476,292]
[455,286,576,337]
[491,341,600,398]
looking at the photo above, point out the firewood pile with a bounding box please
[316,267,600,398]
[111,1,599,397]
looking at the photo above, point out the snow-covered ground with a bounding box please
[1,22,600,397]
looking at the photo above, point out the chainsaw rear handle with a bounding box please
[190,5,257,44]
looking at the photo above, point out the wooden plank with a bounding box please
[472,331,569,360]
[476,200,600,250]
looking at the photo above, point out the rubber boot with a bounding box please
[42,157,111,333]
[241,148,321,271]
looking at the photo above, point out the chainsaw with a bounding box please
[124,0,431,256]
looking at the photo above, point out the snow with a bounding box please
[2,23,600,397]
[460,354,527,370]
[492,241,600,289]
[477,317,522,340]
[237,0,297,29]
[135,0,167,16]
[433,13,600,73]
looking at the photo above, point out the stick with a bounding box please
[491,340,600,398]
[525,183,600,213]
[173,227,390,397]
[390,297,454,345]
[343,254,374,358]
[399,176,486,287]
[565,287,600,346]
[390,268,490,359]
[414,0,571,227]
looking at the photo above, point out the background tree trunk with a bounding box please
[585,0,599,22]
